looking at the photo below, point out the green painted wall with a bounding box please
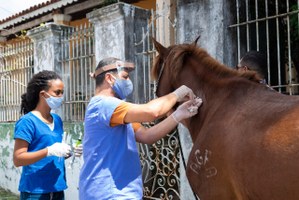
[0,122,84,198]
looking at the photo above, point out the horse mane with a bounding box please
[152,43,261,83]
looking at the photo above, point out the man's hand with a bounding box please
[171,97,202,123]
[173,85,196,102]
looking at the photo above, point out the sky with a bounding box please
[0,0,48,20]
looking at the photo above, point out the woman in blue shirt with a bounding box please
[13,70,72,200]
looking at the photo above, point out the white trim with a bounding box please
[0,0,78,29]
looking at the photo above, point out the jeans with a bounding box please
[20,191,64,200]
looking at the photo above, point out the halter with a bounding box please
[155,61,165,94]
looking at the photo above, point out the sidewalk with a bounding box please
[0,188,19,200]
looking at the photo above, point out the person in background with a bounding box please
[79,57,202,200]
[236,51,268,84]
[13,70,80,200]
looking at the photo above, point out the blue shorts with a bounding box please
[20,191,64,200]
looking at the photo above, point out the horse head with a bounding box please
[152,38,262,140]
[152,38,261,96]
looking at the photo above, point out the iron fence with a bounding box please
[230,0,299,94]
[60,22,95,122]
[134,5,181,199]
[0,38,34,122]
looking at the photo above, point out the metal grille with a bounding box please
[139,128,180,200]
[60,22,95,122]
[134,6,180,200]
[230,0,299,94]
[0,38,34,122]
[134,9,157,103]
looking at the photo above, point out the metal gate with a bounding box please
[133,5,181,200]
[60,22,95,122]
[230,0,299,95]
[0,38,34,122]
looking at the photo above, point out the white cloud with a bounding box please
[0,0,48,20]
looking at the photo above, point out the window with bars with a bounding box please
[230,0,299,95]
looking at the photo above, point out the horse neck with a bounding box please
[182,61,253,141]
[187,76,276,142]
[174,58,246,141]
[177,64,230,141]
[187,82,231,142]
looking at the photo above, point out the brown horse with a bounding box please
[152,38,299,200]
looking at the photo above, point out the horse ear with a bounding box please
[152,37,167,57]
[193,36,200,46]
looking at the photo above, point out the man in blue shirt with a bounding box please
[79,57,202,200]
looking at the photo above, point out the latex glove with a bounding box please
[47,142,72,157]
[171,97,202,123]
[173,85,195,102]
[73,143,83,157]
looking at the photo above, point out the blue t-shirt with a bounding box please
[14,112,67,193]
[79,96,142,200]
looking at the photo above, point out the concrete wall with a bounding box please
[0,122,83,199]
[87,3,150,104]
[0,1,237,199]
[0,2,150,200]
[0,123,21,195]
[175,1,236,199]
[176,0,236,65]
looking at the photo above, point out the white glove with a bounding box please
[173,85,195,102]
[73,143,83,157]
[172,97,202,123]
[47,142,72,157]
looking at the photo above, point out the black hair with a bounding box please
[95,57,120,87]
[20,70,62,114]
[240,51,267,79]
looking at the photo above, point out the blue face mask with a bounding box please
[44,92,64,109]
[111,75,133,100]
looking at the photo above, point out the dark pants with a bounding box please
[20,191,64,200]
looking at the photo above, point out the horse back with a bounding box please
[186,84,299,200]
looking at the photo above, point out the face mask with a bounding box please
[111,75,133,100]
[44,92,64,109]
